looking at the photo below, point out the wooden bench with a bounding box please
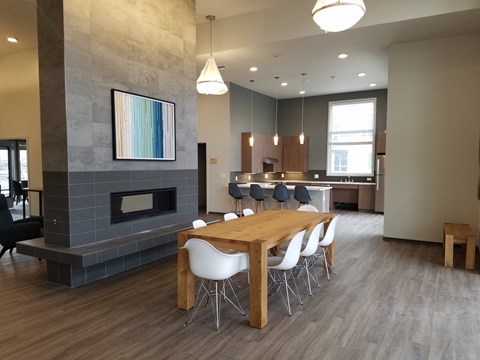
[443,223,476,270]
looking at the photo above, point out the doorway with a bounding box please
[0,139,28,208]
[198,143,207,212]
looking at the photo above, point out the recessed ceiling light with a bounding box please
[299,90,306,95]
[338,53,348,59]
[7,37,18,43]
[249,66,258,72]
[357,72,366,77]
[369,83,377,87]
[330,75,336,79]
[281,82,288,87]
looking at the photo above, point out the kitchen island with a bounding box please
[237,182,332,212]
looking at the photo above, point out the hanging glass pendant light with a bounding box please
[312,0,366,33]
[299,73,306,145]
[196,15,228,95]
[249,80,254,147]
[273,76,279,146]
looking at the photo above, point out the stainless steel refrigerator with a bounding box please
[375,155,386,213]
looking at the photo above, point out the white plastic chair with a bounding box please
[315,216,338,281]
[297,204,319,212]
[243,208,255,217]
[267,229,306,316]
[296,222,324,296]
[182,238,249,330]
[224,212,239,221]
[192,219,207,229]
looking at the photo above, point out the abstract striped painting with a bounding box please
[112,90,176,160]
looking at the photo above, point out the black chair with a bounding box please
[249,184,269,212]
[12,180,25,205]
[0,194,43,260]
[294,185,312,207]
[272,184,290,209]
[228,183,246,216]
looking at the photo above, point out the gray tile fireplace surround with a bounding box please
[17,169,198,287]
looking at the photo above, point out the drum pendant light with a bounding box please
[196,15,228,95]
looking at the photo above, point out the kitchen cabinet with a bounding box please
[282,135,308,172]
[322,182,376,211]
[358,185,375,211]
[241,132,282,173]
[376,130,386,154]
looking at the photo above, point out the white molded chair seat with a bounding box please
[182,238,249,330]
[267,229,306,316]
[297,204,319,212]
[243,208,255,216]
[192,219,207,229]
[224,212,239,221]
[296,222,324,296]
[315,216,338,281]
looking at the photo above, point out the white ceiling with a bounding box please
[1,0,479,99]
[196,0,480,98]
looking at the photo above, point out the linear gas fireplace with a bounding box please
[110,187,177,224]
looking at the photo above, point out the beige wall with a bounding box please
[0,49,42,214]
[385,34,480,243]
[197,92,231,213]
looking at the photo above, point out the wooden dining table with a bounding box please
[177,209,334,329]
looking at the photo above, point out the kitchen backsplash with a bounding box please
[230,170,375,184]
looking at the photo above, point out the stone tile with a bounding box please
[118,242,137,257]
[86,263,106,283]
[124,253,140,269]
[139,248,155,264]
[95,171,132,183]
[106,257,124,276]
[70,195,95,209]
[58,263,73,286]
[97,248,118,263]
[69,171,94,184]
[71,266,87,287]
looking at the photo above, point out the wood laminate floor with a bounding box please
[1,211,479,360]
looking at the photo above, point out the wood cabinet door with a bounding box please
[358,185,375,210]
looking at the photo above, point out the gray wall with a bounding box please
[229,83,276,171]
[278,89,388,170]
[37,0,197,248]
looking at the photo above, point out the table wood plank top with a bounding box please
[181,209,332,250]
[178,209,334,329]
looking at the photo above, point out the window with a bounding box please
[327,98,376,176]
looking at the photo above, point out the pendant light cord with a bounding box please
[206,15,216,57]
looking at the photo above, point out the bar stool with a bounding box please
[294,185,312,207]
[249,184,268,212]
[228,183,245,216]
[272,184,290,209]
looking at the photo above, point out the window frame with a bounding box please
[326,98,377,177]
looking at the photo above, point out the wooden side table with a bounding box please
[443,223,476,270]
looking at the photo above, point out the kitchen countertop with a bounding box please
[237,182,332,191]
[269,180,376,186]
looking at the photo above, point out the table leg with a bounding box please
[444,234,454,268]
[177,232,195,310]
[22,195,26,219]
[465,236,475,270]
[249,240,268,329]
[326,241,335,268]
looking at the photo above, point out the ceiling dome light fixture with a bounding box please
[312,0,366,33]
[7,37,18,43]
[196,15,228,95]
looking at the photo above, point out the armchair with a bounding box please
[0,194,43,260]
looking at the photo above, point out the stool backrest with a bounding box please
[228,183,243,199]
[249,184,265,200]
[273,184,289,202]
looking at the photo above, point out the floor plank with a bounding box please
[0,210,479,360]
